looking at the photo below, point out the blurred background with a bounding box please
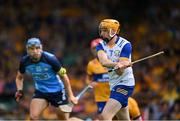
[0,0,179,120]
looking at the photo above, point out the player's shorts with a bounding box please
[97,102,106,114]
[32,89,68,107]
[110,85,134,108]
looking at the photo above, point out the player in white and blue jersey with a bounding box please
[96,19,135,120]
[15,38,78,120]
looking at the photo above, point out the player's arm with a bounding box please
[58,67,73,97]
[85,74,92,85]
[85,74,98,88]
[86,62,93,84]
[48,55,78,104]
[16,71,24,90]
[15,71,24,102]
[85,62,97,87]
[96,44,117,68]
[58,67,78,105]
[15,58,26,102]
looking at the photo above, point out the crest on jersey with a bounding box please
[114,50,120,57]
[36,66,42,72]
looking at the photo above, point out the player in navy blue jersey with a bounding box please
[15,38,78,120]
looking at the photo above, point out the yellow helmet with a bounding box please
[99,19,120,34]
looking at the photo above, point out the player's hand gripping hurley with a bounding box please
[109,51,164,72]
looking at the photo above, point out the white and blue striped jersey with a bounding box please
[96,36,135,89]
[19,51,64,93]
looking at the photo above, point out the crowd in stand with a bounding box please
[0,0,179,120]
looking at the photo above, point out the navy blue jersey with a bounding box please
[19,51,64,93]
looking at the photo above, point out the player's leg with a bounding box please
[99,98,122,120]
[95,102,106,120]
[49,89,71,120]
[30,98,48,120]
[128,97,142,121]
[30,90,49,120]
[116,106,130,120]
[99,85,134,120]
[97,102,106,114]
[133,116,143,121]
[56,108,70,120]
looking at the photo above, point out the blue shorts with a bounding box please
[33,90,68,107]
[110,85,134,108]
[97,102,106,114]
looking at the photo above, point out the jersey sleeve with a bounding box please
[47,55,62,72]
[87,62,93,75]
[19,59,25,74]
[120,43,132,58]
[96,43,104,52]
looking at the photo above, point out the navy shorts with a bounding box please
[110,85,134,108]
[32,90,68,107]
[97,102,106,114]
